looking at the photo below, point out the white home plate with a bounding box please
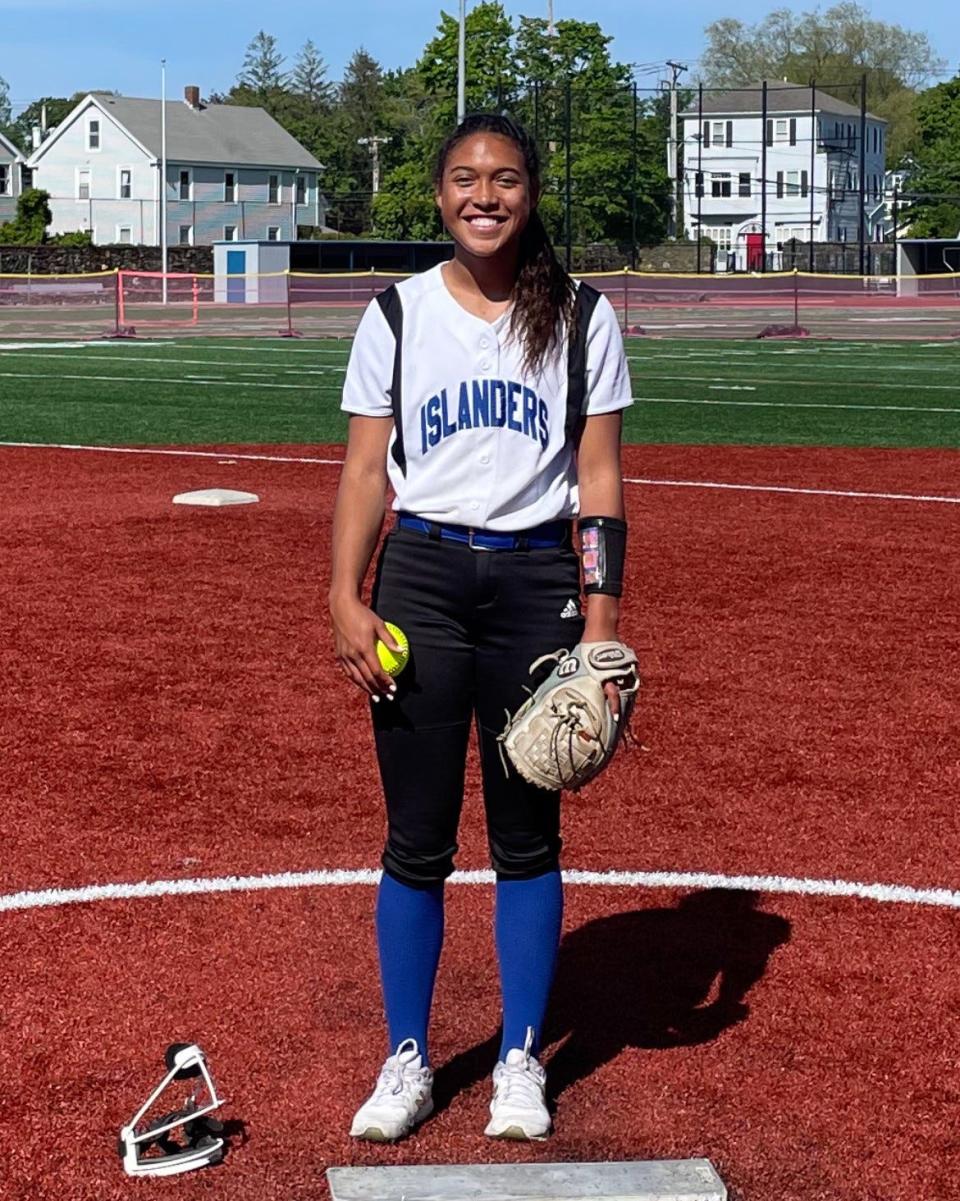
[327,1160,727,1201]
[172,488,259,506]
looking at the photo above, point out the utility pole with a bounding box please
[664,60,687,239]
[457,0,466,126]
[357,136,390,195]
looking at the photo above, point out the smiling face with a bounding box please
[435,131,538,261]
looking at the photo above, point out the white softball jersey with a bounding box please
[341,262,632,531]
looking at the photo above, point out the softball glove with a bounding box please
[498,641,640,792]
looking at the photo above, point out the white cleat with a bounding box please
[484,1027,551,1141]
[350,1039,434,1142]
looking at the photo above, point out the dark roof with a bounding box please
[95,95,322,169]
[683,82,883,122]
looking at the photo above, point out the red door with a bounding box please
[746,233,765,271]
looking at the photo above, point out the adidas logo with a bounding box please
[560,598,580,619]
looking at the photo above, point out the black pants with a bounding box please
[371,525,585,887]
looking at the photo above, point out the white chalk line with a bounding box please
[3,443,958,505]
[3,866,959,915]
[0,442,342,465]
[624,477,960,505]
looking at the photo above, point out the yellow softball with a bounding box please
[376,622,410,677]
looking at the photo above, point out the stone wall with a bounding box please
[0,244,214,275]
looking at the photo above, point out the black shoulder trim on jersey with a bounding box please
[375,284,406,476]
[565,282,603,446]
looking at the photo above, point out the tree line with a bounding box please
[1,2,958,244]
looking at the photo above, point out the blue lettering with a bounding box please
[426,395,442,447]
[507,381,523,432]
[440,388,456,438]
[522,387,538,440]
[490,380,507,428]
[538,399,549,449]
[457,381,472,429]
[420,404,428,455]
[472,379,490,426]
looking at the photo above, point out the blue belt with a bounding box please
[397,512,570,551]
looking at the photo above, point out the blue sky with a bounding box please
[2,0,957,114]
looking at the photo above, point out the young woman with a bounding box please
[329,113,631,1142]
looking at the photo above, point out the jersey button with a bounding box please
[470,500,480,511]
[479,360,490,370]
[479,454,490,465]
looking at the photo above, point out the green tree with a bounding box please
[371,159,441,238]
[700,3,945,163]
[0,73,11,132]
[417,2,517,125]
[291,40,333,105]
[901,74,960,237]
[237,30,288,97]
[6,96,75,154]
[0,188,53,244]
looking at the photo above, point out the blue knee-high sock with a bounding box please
[376,873,444,1066]
[495,870,564,1059]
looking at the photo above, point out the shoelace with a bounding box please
[495,1056,545,1107]
[374,1040,423,1102]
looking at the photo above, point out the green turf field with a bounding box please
[1,335,959,448]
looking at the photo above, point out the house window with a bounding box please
[179,170,191,200]
[77,169,91,200]
[223,225,238,241]
[786,171,800,196]
[179,224,192,245]
[775,118,788,143]
[119,168,132,199]
[87,118,101,150]
[269,174,280,204]
[705,225,733,250]
[711,121,725,147]
[738,172,751,197]
[224,171,236,203]
[711,172,731,198]
[295,175,306,204]
[266,225,282,241]
[0,165,9,195]
[20,166,32,190]
[117,226,132,244]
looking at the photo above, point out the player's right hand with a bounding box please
[330,594,399,700]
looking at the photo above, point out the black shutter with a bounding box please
[776,171,784,198]
[801,170,809,197]
[702,121,710,148]
[765,118,773,146]
[726,120,733,147]
[789,117,797,146]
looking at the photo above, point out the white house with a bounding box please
[0,129,27,224]
[681,82,888,270]
[26,87,326,246]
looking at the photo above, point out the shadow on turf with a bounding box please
[432,888,791,1112]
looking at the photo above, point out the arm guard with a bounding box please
[579,516,627,597]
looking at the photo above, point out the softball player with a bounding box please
[329,113,632,1141]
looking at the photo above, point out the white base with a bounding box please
[327,1160,727,1201]
[172,488,259,507]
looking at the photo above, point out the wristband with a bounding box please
[579,516,627,597]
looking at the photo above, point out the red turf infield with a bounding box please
[2,442,960,1199]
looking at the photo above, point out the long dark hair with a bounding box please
[434,113,575,374]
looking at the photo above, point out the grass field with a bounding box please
[1,334,960,447]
